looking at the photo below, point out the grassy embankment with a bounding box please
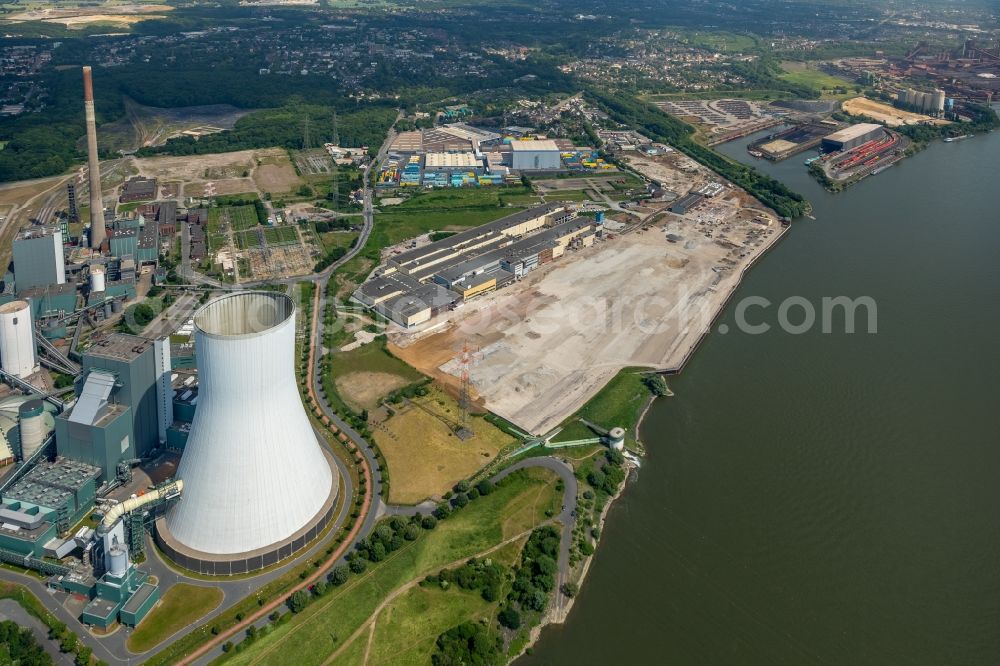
[550,368,656,448]
[215,468,563,665]
[127,584,224,653]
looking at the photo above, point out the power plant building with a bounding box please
[12,228,65,293]
[821,123,883,152]
[158,292,339,574]
[55,334,167,480]
[510,140,562,170]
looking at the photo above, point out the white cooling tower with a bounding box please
[0,300,37,379]
[158,292,337,575]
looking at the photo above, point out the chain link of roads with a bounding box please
[1,121,579,665]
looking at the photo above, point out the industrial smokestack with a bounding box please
[83,66,105,250]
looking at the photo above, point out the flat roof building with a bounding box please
[424,152,482,170]
[510,140,562,171]
[353,205,591,328]
[119,177,157,203]
[821,123,883,152]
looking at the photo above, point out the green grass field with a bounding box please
[208,205,259,233]
[359,586,494,666]
[218,469,561,665]
[778,63,853,91]
[128,584,224,653]
[551,369,652,445]
[263,226,299,245]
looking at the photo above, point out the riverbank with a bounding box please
[521,111,1000,666]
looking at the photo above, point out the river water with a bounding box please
[522,123,1000,665]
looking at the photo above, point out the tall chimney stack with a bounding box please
[83,66,105,250]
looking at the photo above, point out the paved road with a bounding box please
[0,113,588,664]
[493,457,578,617]
[141,291,201,339]
[0,599,74,665]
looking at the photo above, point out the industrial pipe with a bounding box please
[100,479,183,532]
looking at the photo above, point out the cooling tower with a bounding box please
[158,292,337,575]
[83,66,106,250]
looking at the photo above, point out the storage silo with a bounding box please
[18,399,46,460]
[158,292,338,575]
[932,89,946,113]
[90,265,106,293]
[0,300,37,379]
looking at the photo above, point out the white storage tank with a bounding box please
[0,300,37,379]
[107,544,129,577]
[90,265,106,293]
[18,399,46,460]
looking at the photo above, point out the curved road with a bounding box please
[0,116,586,664]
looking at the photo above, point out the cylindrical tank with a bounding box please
[90,265,106,293]
[107,544,129,578]
[932,89,946,113]
[111,299,123,314]
[607,426,626,451]
[163,292,335,559]
[103,302,112,319]
[0,300,36,379]
[18,399,45,460]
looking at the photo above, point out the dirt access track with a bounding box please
[391,195,785,435]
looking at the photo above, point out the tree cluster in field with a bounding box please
[643,374,670,397]
[0,620,54,666]
[585,88,810,219]
[45,619,99,666]
[506,525,561,616]
[423,557,506,603]
[433,477,497,521]
[586,449,627,497]
[385,379,431,405]
[432,621,504,666]
[313,218,354,233]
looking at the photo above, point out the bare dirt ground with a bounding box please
[253,162,299,194]
[335,371,411,411]
[842,97,949,127]
[391,193,784,435]
[5,4,172,27]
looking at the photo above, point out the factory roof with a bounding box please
[379,282,456,321]
[121,582,157,615]
[424,152,481,169]
[5,459,100,512]
[509,139,560,152]
[391,203,567,270]
[13,226,61,242]
[86,333,153,362]
[436,219,592,284]
[823,123,882,143]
